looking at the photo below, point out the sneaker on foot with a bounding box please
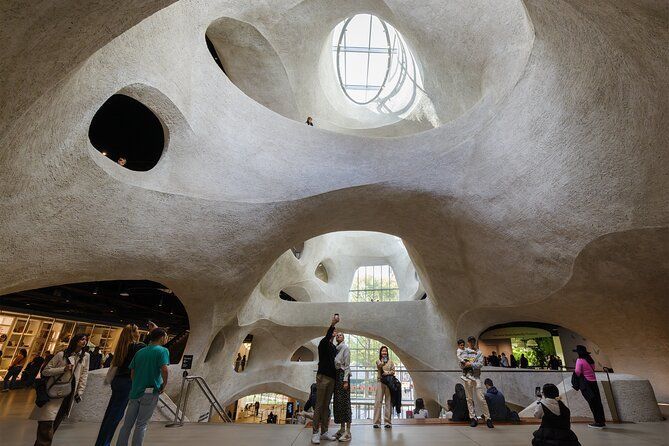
[470,418,478,427]
[384,424,391,428]
[486,419,494,428]
[321,432,338,441]
[588,423,605,429]
[373,424,380,429]
[338,433,352,442]
[311,433,321,444]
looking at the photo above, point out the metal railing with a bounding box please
[166,372,232,427]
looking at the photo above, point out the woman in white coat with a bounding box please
[31,333,90,446]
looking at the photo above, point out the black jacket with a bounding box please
[381,375,402,414]
[317,325,337,379]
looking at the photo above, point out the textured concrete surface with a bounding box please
[0,0,667,423]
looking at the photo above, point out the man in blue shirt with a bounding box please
[116,328,170,446]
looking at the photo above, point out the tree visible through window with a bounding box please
[349,265,399,302]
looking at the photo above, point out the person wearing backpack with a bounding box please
[30,333,90,446]
[573,345,606,429]
[532,383,581,446]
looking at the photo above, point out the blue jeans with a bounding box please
[95,376,132,446]
[115,392,159,446]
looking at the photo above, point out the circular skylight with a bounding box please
[332,14,423,114]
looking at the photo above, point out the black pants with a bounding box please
[3,366,22,389]
[582,380,606,425]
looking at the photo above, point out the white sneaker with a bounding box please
[321,432,338,441]
[312,433,321,444]
[338,433,352,442]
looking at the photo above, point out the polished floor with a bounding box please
[2,419,668,446]
[2,390,667,445]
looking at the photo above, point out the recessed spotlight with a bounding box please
[101,151,107,156]
[119,292,129,296]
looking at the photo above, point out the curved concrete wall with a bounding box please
[0,0,667,418]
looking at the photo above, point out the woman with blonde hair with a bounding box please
[95,324,144,446]
[373,345,395,429]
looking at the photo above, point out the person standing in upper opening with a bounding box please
[520,353,529,369]
[234,353,241,372]
[31,333,89,446]
[2,348,27,391]
[333,331,352,442]
[241,354,247,371]
[311,314,339,444]
[373,345,395,429]
[306,116,314,126]
[254,400,260,417]
[532,383,581,446]
[500,352,509,368]
[95,324,145,446]
[116,328,169,446]
[573,345,606,429]
[461,336,493,428]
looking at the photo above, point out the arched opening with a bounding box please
[89,94,165,171]
[231,392,297,424]
[333,333,415,419]
[314,262,329,283]
[479,322,611,370]
[290,346,314,362]
[205,328,225,363]
[349,264,399,302]
[267,231,426,303]
[233,334,253,373]
[0,280,189,378]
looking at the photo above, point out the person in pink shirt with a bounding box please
[573,345,606,428]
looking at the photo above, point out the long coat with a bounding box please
[30,350,89,421]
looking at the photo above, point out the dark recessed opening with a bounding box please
[205,35,227,74]
[279,291,297,302]
[89,94,165,171]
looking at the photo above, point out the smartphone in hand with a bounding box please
[535,386,542,398]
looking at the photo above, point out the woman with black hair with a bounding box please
[449,383,470,422]
[532,383,581,446]
[373,345,395,428]
[573,345,606,428]
[30,333,90,446]
[2,347,28,391]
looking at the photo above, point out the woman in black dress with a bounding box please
[333,332,351,442]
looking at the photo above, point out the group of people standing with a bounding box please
[26,324,170,446]
[309,314,399,444]
[234,353,247,372]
